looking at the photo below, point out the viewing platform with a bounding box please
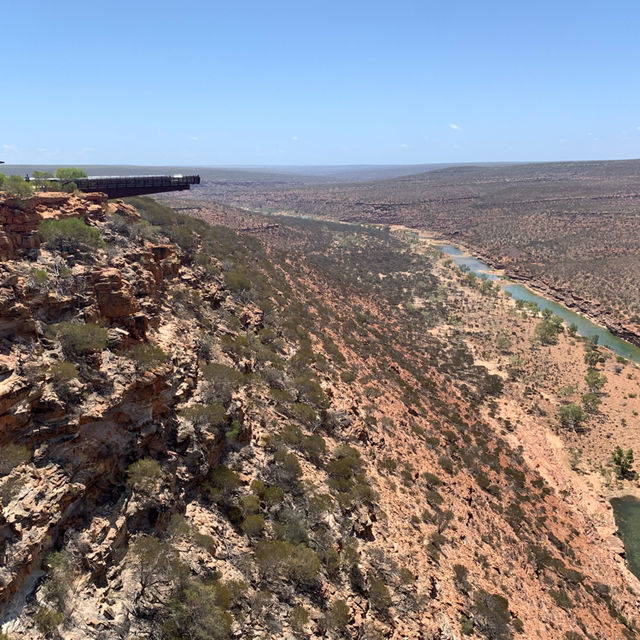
[72,174,201,198]
[36,174,201,199]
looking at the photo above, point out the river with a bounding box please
[610,496,640,579]
[440,245,640,364]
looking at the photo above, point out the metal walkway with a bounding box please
[68,175,201,198]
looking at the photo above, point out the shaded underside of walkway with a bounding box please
[57,175,201,199]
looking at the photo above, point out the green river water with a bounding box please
[440,245,640,364]
[610,497,640,579]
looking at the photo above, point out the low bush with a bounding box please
[162,579,233,640]
[179,403,226,431]
[471,589,512,640]
[31,268,49,286]
[39,217,105,251]
[34,607,63,636]
[48,322,108,357]
[1,174,34,197]
[368,574,391,614]
[254,540,321,586]
[127,342,166,368]
[325,598,350,632]
[241,514,265,537]
[290,605,310,634]
[207,465,242,505]
[48,360,78,384]
[126,458,162,493]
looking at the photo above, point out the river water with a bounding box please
[440,245,640,364]
[610,497,640,579]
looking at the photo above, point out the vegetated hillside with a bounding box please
[0,191,638,640]
[174,159,640,347]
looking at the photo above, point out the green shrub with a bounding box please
[379,457,397,473]
[453,564,470,592]
[48,322,108,357]
[179,403,226,431]
[31,268,49,286]
[207,465,242,505]
[254,540,321,586]
[201,362,246,404]
[612,446,634,478]
[3,174,34,198]
[55,167,88,180]
[289,402,317,426]
[438,455,455,474]
[162,579,233,640]
[471,589,511,640]
[290,605,310,634]
[39,217,105,250]
[425,489,444,507]
[368,574,391,613]
[273,449,303,490]
[294,375,327,407]
[127,342,166,368]
[422,471,443,487]
[0,476,25,505]
[48,360,78,384]
[557,404,587,431]
[241,514,265,537]
[126,458,162,493]
[300,433,327,466]
[224,267,251,292]
[42,550,75,611]
[34,607,63,635]
[0,444,30,475]
[460,613,474,635]
[262,485,285,506]
[325,598,350,632]
[549,588,572,609]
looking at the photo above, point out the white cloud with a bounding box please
[2,144,17,151]
[291,135,299,141]
[449,123,461,131]
[190,136,199,141]
[636,126,640,132]
[400,143,409,148]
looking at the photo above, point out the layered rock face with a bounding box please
[0,192,107,260]
[0,193,638,640]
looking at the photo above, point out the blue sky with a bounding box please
[2,0,640,165]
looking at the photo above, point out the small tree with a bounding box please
[533,318,561,345]
[584,350,601,368]
[585,369,607,393]
[581,392,601,413]
[558,404,587,431]
[42,550,75,612]
[55,167,88,180]
[129,535,178,605]
[32,170,54,189]
[612,447,634,479]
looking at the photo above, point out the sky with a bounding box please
[2,0,640,166]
